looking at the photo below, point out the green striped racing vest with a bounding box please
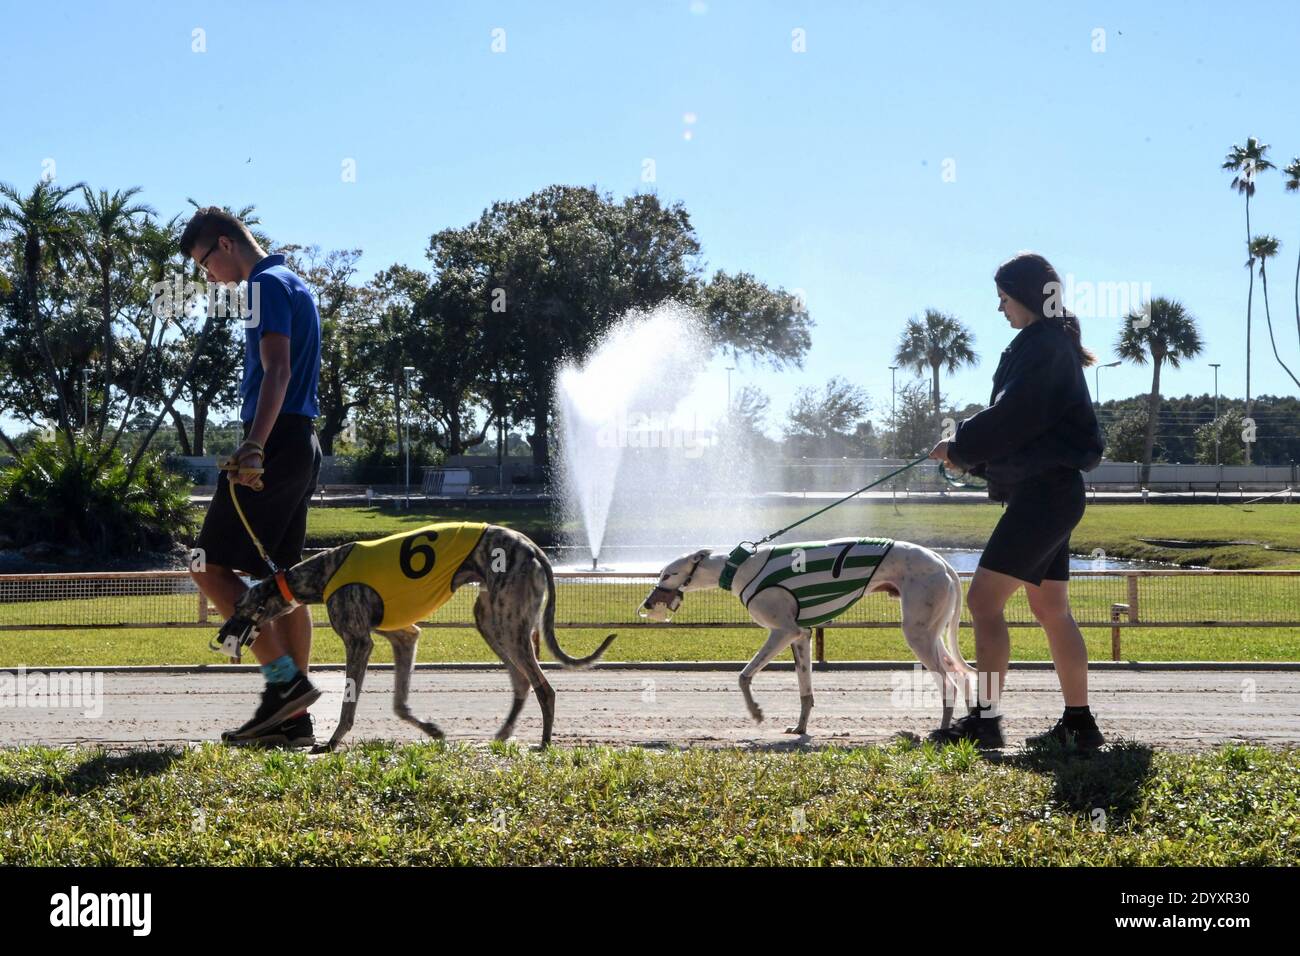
[728,537,894,626]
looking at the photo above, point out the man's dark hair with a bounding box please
[179,206,258,258]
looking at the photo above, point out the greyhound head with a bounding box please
[641,549,711,622]
[211,572,301,659]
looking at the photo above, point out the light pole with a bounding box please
[888,366,898,459]
[725,366,735,416]
[403,365,415,509]
[1209,363,1221,467]
[1094,360,1121,408]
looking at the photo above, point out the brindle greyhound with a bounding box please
[643,540,974,735]
[215,525,615,752]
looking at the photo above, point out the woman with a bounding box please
[928,252,1107,750]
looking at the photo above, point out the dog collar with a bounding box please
[718,543,757,592]
[274,570,299,608]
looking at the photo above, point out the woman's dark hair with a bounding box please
[994,252,1097,367]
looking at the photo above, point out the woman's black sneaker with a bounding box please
[928,710,1005,748]
[222,673,321,743]
[1026,711,1105,751]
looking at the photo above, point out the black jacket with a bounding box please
[947,319,1105,501]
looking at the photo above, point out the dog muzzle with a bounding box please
[640,586,683,623]
[210,610,264,662]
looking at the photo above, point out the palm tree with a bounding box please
[1223,137,1274,463]
[893,309,977,414]
[79,185,154,444]
[1117,297,1204,486]
[0,179,87,448]
[1250,235,1297,391]
[1284,158,1300,351]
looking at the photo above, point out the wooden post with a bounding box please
[814,626,826,665]
[1110,603,1129,661]
[1126,574,1140,623]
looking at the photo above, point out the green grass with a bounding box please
[3,501,1296,666]
[293,500,555,548]
[277,500,1300,569]
[4,563,1300,665]
[0,741,1295,865]
[3,625,1300,668]
[173,498,1300,568]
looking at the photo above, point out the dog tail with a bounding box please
[538,549,616,668]
[941,559,975,675]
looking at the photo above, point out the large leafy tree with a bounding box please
[783,376,871,458]
[1104,403,1152,464]
[0,179,88,446]
[408,266,510,456]
[427,186,811,476]
[78,186,154,445]
[429,187,700,475]
[889,379,945,458]
[1116,297,1204,485]
[282,245,366,455]
[892,309,977,414]
[694,270,811,369]
[1194,410,1245,466]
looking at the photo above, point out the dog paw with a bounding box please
[309,743,335,755]
[784,726,808,735]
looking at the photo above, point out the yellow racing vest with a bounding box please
[322,522,488,629]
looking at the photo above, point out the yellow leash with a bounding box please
[216,450,271,568]
[214,446,299,662]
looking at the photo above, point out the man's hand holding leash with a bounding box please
[220,440,266,490]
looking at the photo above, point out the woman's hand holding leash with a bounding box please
[928,441,951,465]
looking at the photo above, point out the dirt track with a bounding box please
[1,666,1297,751]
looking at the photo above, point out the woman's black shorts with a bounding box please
[194,414,321,577]
[978,467,1086,586]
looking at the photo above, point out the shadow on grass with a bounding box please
[989,739,1156,824]
[0,748,183,805]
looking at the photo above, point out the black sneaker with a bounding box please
[1026,711,1105,751]
[222,673,321,743]
[225,712,315,749]
[928,710,1005,748]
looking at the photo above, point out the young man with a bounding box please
[182,207,324,747]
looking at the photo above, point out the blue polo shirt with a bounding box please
[241,254,321,424]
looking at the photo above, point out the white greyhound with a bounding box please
[643,538,974,735]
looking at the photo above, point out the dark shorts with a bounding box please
[978,468,1085,586]
[195,414,321,577]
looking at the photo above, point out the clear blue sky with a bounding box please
[3,0,1299,435]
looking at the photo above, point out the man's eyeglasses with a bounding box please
[195,239,221,276]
